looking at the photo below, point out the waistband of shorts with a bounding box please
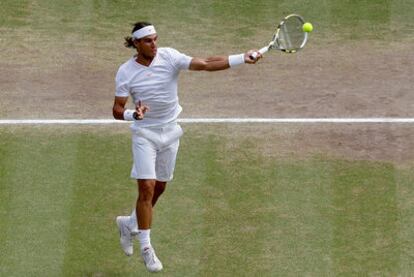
[131,120,178,132]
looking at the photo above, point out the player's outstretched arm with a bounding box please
[189,50,261,71]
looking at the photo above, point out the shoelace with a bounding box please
[143,249,156,265]
[122,224,133,242]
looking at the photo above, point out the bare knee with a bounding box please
[138,179,155,202]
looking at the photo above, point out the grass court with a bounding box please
[1,0,414,276]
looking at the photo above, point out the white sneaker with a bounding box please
[141,246,163,272]
[116,216,137,256]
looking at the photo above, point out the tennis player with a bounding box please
[113,21,261,273]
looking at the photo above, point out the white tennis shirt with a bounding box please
[115,47,192,128]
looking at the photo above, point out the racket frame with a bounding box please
[252,14,308,58]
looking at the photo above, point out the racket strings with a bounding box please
[278,17,306,52]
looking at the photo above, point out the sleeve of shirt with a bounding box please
[166,48,193,70]
[115,66,130,97]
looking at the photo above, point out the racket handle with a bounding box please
[250,46,270,59]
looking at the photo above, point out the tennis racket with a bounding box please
[251,14,309,59]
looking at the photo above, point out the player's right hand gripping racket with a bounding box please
[251,14,309,59]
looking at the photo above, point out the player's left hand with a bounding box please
[135,100,149,120]
[245,50,262,64]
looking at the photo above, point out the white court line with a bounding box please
[1,118,414,124]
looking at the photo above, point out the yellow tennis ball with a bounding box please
[302,22,313,32]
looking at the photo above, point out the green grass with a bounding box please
[1,1,414,275]
[1,125,414,276]
[1,0,413,69]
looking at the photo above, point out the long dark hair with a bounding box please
[124,21,153,49]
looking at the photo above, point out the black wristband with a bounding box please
[132,111,139,120]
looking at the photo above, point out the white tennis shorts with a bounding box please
[130,122,183,182]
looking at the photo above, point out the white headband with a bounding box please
[132,25,157,39]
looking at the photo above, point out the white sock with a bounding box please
[129,209,138,232]
[138,229,151,251]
